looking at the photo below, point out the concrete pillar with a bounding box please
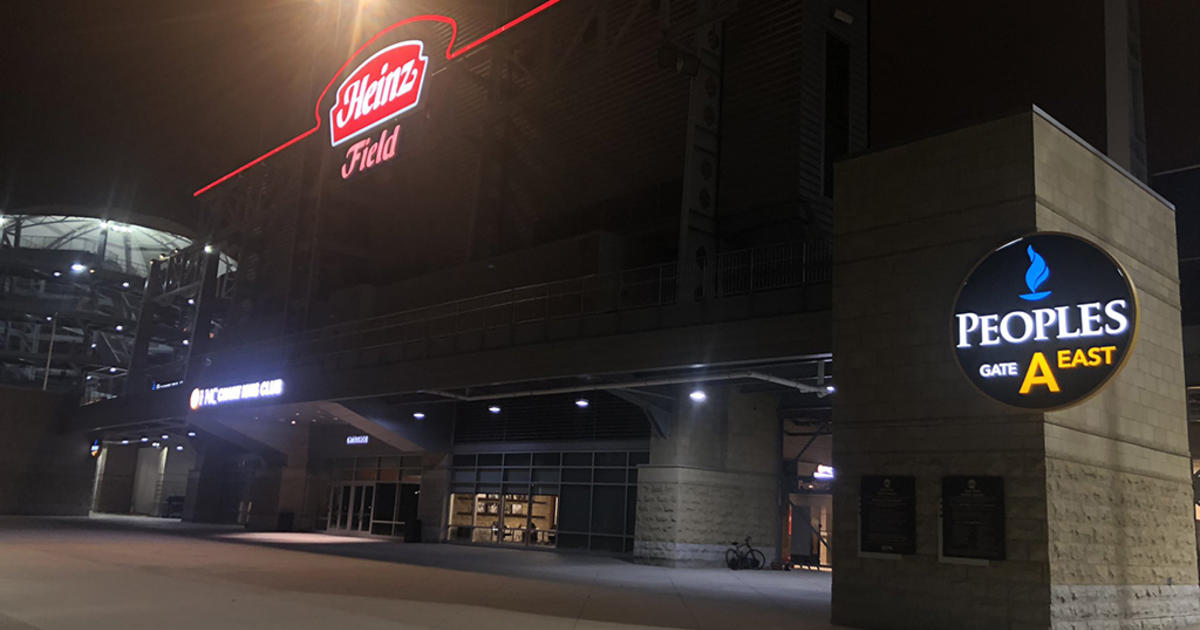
[633,385,781,566]
[418,454,451,542]
[182,447,246,524]
[0,386,96,516]
[244,425,309,531]
[93,444,137,513]
[832,109,1200,628]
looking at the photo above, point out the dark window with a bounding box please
[594,452,626,467]
[589,535,626,553]
[563,452,592,467]
[823,34,851,197]
[590,486,626,535]
[374,483,398,523]
[625,486,638,535]
[594,469,625,483]
[558,533,588,550]
[504,453,531,466]
[398,484,419,522]
[559,486,591,532]
[563,468,591,483]
[533,453,561,466]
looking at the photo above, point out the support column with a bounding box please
[92,444,137,513]
[418,453,451,542]
[832,109,1200,629]
[634,385,780,566]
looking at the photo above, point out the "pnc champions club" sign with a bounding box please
[952,233,1138,409]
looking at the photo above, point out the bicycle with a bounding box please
[725,536,766,570]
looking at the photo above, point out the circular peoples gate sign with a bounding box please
[952,233,1138,409]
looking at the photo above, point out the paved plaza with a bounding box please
[0,516,839,630]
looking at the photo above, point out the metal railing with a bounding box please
[718,240,831,296]
[95,240,830,401]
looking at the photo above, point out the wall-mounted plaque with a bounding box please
[941,476,1005,561]
[860,475,916,555]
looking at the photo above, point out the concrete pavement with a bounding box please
[0,516,840,630]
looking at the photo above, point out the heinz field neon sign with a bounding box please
[330,40,426,179]
[330,40,427,146]
[194,0,562,196]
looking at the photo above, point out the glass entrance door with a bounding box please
[327,482,374,533]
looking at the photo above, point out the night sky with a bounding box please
[0,0,317,228]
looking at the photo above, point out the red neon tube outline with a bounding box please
[193,0,562,197]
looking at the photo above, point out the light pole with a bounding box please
[41,312,57,391]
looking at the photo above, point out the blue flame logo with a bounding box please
[1019,245,1051,301]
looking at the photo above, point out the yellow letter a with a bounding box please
[1019,352,1060,394]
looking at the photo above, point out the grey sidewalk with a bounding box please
[0,516,841,630]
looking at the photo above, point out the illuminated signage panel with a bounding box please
[189,379,285,410]
[346,435,370,445]
[329,41,427,147]
[951,233,1137,409]
[193,2,563,197]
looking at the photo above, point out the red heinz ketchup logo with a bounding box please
[193,0,563,197]
[330,41,428,146]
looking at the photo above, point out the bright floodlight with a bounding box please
[140,437,149,443]
[412,412,426,420]
[114,324,124,332]
[187,431,196,437]
[825,385,836,393]
[203,244,213,254]
[161,434,169,440]
[689,389,707,402]
[487,405,502,414]
[70,263,87,273]
[574,398,590,408]
[175,445,184,452]
[121,281,130,288]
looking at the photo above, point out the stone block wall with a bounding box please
[832,113,1051,629]
[634,386,781,566]
[635,465,777,565]
[1031,113,1200,627]
[0,386,96,516]
[831,109,1200,629]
